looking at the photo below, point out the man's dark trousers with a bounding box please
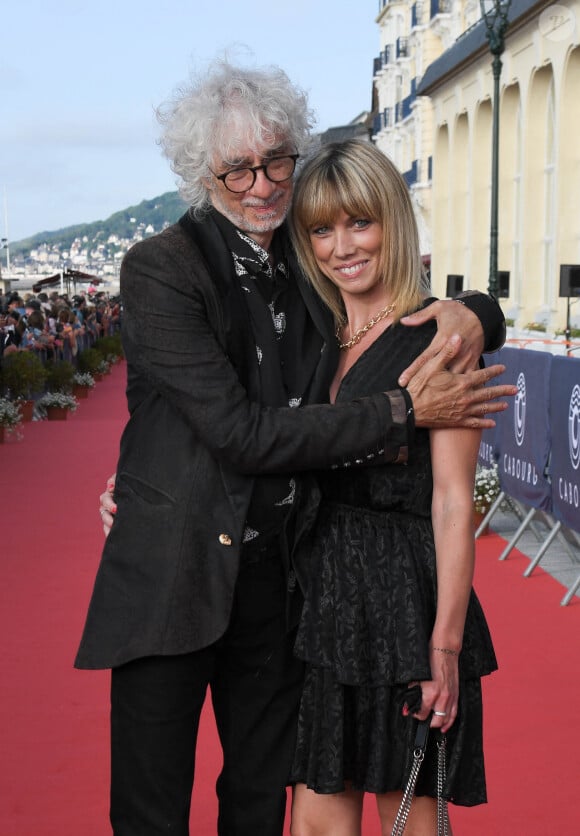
[110,547,304,835]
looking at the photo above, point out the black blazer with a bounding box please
[75,212,407,669]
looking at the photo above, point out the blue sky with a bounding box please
[0,0,379,243]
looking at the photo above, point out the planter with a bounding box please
[18,400,35,423]
[93,373,104,382]
[72,384,90,399]
[473,509,490,537]
[0,351,47,404]
[46,406,68,421]
[0,426,5,444]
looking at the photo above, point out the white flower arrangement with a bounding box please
[73,372,95,388]
[0,396,23,429]
[96,359,110,374]
[37,392,79,413]
[473,463,500,515]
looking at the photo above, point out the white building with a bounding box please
[372,0,580,333]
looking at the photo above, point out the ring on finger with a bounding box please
[433,710,447,717]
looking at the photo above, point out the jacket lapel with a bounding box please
[179,210,261,401]
[179,210,338,407]
[289,251,338,405]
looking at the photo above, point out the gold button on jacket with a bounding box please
[218,533,232,546]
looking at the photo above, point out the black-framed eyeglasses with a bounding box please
[211,154,299,193]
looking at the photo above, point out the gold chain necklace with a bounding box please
[336,303,396,350]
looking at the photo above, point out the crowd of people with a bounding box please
[0,289,121,365]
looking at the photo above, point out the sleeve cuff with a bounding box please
[454,290,506,353]
[383,389,415,464]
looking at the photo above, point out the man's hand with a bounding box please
[404,336,517,429]
[399,300,484,385]
[99,474,117,537]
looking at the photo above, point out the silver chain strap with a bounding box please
[391,724,450,836]
[437,737,450,836]
[391,746,425,835]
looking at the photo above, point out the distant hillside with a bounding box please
[11,192,187,256]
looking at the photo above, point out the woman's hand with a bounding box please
[409,648,460,734]
[99,473,117,536]
[403,336,517,429]
[421,649,459,734]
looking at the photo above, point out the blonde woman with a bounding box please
[288,140,497,836]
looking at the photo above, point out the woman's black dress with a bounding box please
[290,319,497,806]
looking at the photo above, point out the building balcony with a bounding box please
[411,2,424,28]
[402,158,433,187]
[396,36,409,58]
[373,45,396,75]
[372,107,394,135]
[403,160,419,187]
[430,0,451,18]
[395,94,414,123]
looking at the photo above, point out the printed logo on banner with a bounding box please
[514,372,526,447]
[554,366,580,523]
[498,347,551,510]
[569,384,580,471]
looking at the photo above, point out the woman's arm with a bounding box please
[415,423,481,733]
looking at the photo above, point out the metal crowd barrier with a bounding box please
[477,347,580,606]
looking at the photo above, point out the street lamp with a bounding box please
[480,0,512,298]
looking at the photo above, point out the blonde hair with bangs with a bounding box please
[290,140,428,324]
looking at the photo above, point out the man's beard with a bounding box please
[210,188,291,236]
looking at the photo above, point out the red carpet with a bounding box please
[1,363,579,834]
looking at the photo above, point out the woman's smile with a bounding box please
[310,211,383,300]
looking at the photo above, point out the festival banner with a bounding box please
[495,347,552,510]
[549,356,580,532]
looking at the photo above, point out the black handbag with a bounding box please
[391,717,450,835]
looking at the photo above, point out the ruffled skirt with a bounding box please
[290,502,497,806]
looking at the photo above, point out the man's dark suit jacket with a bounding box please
[75,211,410,670]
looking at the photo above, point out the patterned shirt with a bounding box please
[213,213,305,546]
